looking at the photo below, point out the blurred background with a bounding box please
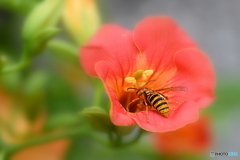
[0,0,240,160]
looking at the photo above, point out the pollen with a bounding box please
[142,70,154,81]
[133,70,144,80]
[124,69,154,92]
[124,77,137,92]
[125,77,137,84]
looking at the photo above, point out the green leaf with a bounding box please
[80,107,115,133]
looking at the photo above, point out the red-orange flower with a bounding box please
[80,17,215,132]
[152,116,212,154]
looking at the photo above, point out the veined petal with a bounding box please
[128,101,199,132]
[133,16,197,88]
[80,24,139,77]
[95,61,136,125]
[172,48,216,108]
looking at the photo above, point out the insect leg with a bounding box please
[142,100,150,123]
[126,98,140,112]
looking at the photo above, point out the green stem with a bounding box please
[121,128,145,147]
[1,53,30,75]
[87,131,110,147]
[112,127,145,148]
[47,40,78,60]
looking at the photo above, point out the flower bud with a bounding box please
[80,106,114,133]
[24,27,60,57]
[62,0,101,45]
[22,0,65,57]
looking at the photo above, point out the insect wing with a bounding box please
[155,86,188,92]
[155,87,188,110]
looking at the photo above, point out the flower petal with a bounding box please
[172,48,216,108]
[80,24,139,77]
[128,100,199,132]
[95,61,136,126]
[133,16,197,85]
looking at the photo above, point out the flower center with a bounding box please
[124,69,154,92]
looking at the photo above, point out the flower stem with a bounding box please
[111,127,145,148]
[1,57,30,75]
[47,40,78,60]
[121,127,145,147]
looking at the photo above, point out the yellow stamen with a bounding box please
[124,77,137,92]
[124,70,154,92]
[124,77,136,84]
[137,82,146,88]
[142,70,154,81]
[133,70,144,80]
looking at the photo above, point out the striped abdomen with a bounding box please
[146,91,169,118]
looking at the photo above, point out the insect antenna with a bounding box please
[127,87,138,91]
[142,79,156,87]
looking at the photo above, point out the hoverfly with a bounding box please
[126,80,187,122]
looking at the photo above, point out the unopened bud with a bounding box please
[22,0,65,57]
[62,0,101,45]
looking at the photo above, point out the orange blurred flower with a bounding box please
[0,86,70,160]
[0,86,12,124]
[152,116,212,155]
[0,86,45,144]
[11,139,69,160]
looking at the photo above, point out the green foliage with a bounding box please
[81,106,114,133]
[206,78,240,119]
[0,0,40,14]
[1,1,239,160]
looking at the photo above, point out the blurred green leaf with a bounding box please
[0,0,40,14]
[45,113,83,131]
[23,71,47,97]
[66,134,159,160]
[21,72,48,121]
[80,106,114,133]
[207,78,240,118]
[44,73,81,114]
